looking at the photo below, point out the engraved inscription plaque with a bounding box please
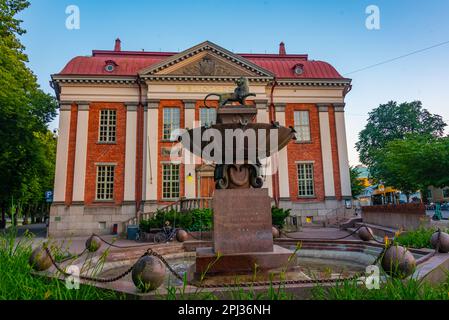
[213,188,273,254]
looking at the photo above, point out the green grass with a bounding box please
[312,274,449,300]
[4,227,448,300]
[395,226,449,249]
[0,228,125,300]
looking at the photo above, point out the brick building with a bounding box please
[49,40,353,236]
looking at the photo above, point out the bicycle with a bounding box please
[154,225,180,243]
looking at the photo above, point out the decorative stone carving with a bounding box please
[172,55,250,77]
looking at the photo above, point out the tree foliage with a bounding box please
[0,0,58,224]
[356,101,446,167]
[349,166,365,198]
[371,135,449,197]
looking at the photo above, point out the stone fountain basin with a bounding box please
[179,123,296,162]
[34,240,445,300]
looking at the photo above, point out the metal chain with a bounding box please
[43,228,435,289]
[45,246,146,283]
[145,246,387,289]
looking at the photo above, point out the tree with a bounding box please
[372,135,449,201]
[0,0,58,227]
[356,101,446,168]
[350,166,365,199]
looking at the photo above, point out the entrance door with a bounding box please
[199,176,215,198]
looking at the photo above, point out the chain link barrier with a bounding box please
[43,227,443,289]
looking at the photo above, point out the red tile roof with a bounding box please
[58,50,344,79]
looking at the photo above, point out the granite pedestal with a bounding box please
[195,189,294,275]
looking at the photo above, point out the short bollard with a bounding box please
[358,226,374,241]
[272,226,280,239]
[176,229,189,242]
[29,245,52,271]
[381,245,416,279]
[132,255,166,292]
[430,231,449,253]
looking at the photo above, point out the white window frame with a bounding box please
[200,108,217,126]
[95,164,116,201]
[98,109,117,143]
[162,108,180,141]
[293,110,311,142]
[162,163,180,200]
[297,162,315,197]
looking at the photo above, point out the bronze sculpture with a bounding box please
[203,77,256,108]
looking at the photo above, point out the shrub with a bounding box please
[271,207,291,229]
[139,208,213,232]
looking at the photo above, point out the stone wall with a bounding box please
[362,203,429,230]
[48,203,135,237]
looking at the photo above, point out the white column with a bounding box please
[145,100,159,201]
[141,104,148,202]
[123,103,137,201]
[72,102,89,202]
[256,100,273,197]
[53,103,72,202]
[275,104,290,198]
[318,105,336,198]
[183,100,196,198]
[334,104,352,198]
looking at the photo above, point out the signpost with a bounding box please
[45,191,53,203]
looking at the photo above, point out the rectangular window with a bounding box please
[297,163,315,197]
[96,165,115,200]
[443,188,449,198]
[98,109,117,143]
[163,108,180,140]
[200,108,217,126]
[162,164,180,199]
[294,111,311,142]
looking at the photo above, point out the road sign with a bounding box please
[45,191,53,203]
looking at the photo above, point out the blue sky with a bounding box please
[18,0,449,165]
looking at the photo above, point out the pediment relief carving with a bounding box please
[160,53,255,77]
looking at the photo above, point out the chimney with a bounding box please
[279,42,286,55]
[114,38,121,51]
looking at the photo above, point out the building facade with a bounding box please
[50,40,353,236]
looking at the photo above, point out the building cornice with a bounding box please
[276,78,351,87]
[51,74,138,85]
[141,75,272,83]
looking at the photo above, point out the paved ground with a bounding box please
[14,223,48,237]
[4,223,358,253]
[426,210,449,220]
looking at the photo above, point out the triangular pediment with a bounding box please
[139,41,274,78]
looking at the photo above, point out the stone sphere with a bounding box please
[358,226,374,241]
[272,226,280,239]
[132,255,166,292]
[85,235,102,252]
[381,245,416,279]
[176,229,189,242]
[29,246,52,271]
[430,231,449,253]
